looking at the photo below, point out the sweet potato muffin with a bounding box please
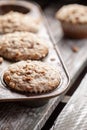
[56,4,87,38]
[0,11,39,34]
[0,32,48,61]
[3,60,60,93]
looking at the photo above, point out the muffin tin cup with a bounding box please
[0,0,69,107]
[0,67,62,100]
[60,21,87,39]
[0,0,38,15]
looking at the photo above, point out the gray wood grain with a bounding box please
[51,74,87,130]
[0,97,63,130]
[0,2,87,130]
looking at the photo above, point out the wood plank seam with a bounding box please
[51,74,87,130]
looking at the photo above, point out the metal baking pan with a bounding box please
[0,0,69,107]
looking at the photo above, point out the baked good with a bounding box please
[56,4,87,38]
[0,11,39,34]
[0,32,48,61]
[3,60,60,93]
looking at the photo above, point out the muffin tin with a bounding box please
[0,0,69,106]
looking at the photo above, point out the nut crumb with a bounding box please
[0,57,3,64]
[72,45,79,52]
[50,58,55,61]
[0,32,48,61]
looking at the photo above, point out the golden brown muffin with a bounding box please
[56,4,87,38]
[0,32,48,61]
[0,11,39,34]
[3,60,60,93]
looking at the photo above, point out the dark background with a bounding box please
[26,0,87,8]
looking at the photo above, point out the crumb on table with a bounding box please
[0,57,3,64]
[71,45,79,53]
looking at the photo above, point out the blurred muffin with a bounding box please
[3,60,60,93]
[56,4,87,38]
[0,32,48,61]
[0,11,39,34]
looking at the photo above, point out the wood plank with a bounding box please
[0,96,63,130]
[0,2,87,130]
[51,74,87,130]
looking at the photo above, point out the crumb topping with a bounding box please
[3,60,60,93]
[0,11,39,33]
[56,4,87,24]
[0,32,48,61]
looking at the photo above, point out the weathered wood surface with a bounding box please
[51,74,87,130]
[45,4,87,85]
[0,2,87,130]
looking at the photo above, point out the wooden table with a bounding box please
[0,2,87,130]
[51,74,87,130]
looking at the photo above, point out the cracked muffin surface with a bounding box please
[0,32,48,61]
[0,11,39,34]
[3,60,60,93]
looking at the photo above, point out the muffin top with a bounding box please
[0,32,48,61]
[0,11,39,34]
[3,60,60,93]
[56,4,87,24]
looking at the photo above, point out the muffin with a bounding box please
[0,11,39,34]
[0,32,48,61]
[3,60,60,93]
[56,4,87,38]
